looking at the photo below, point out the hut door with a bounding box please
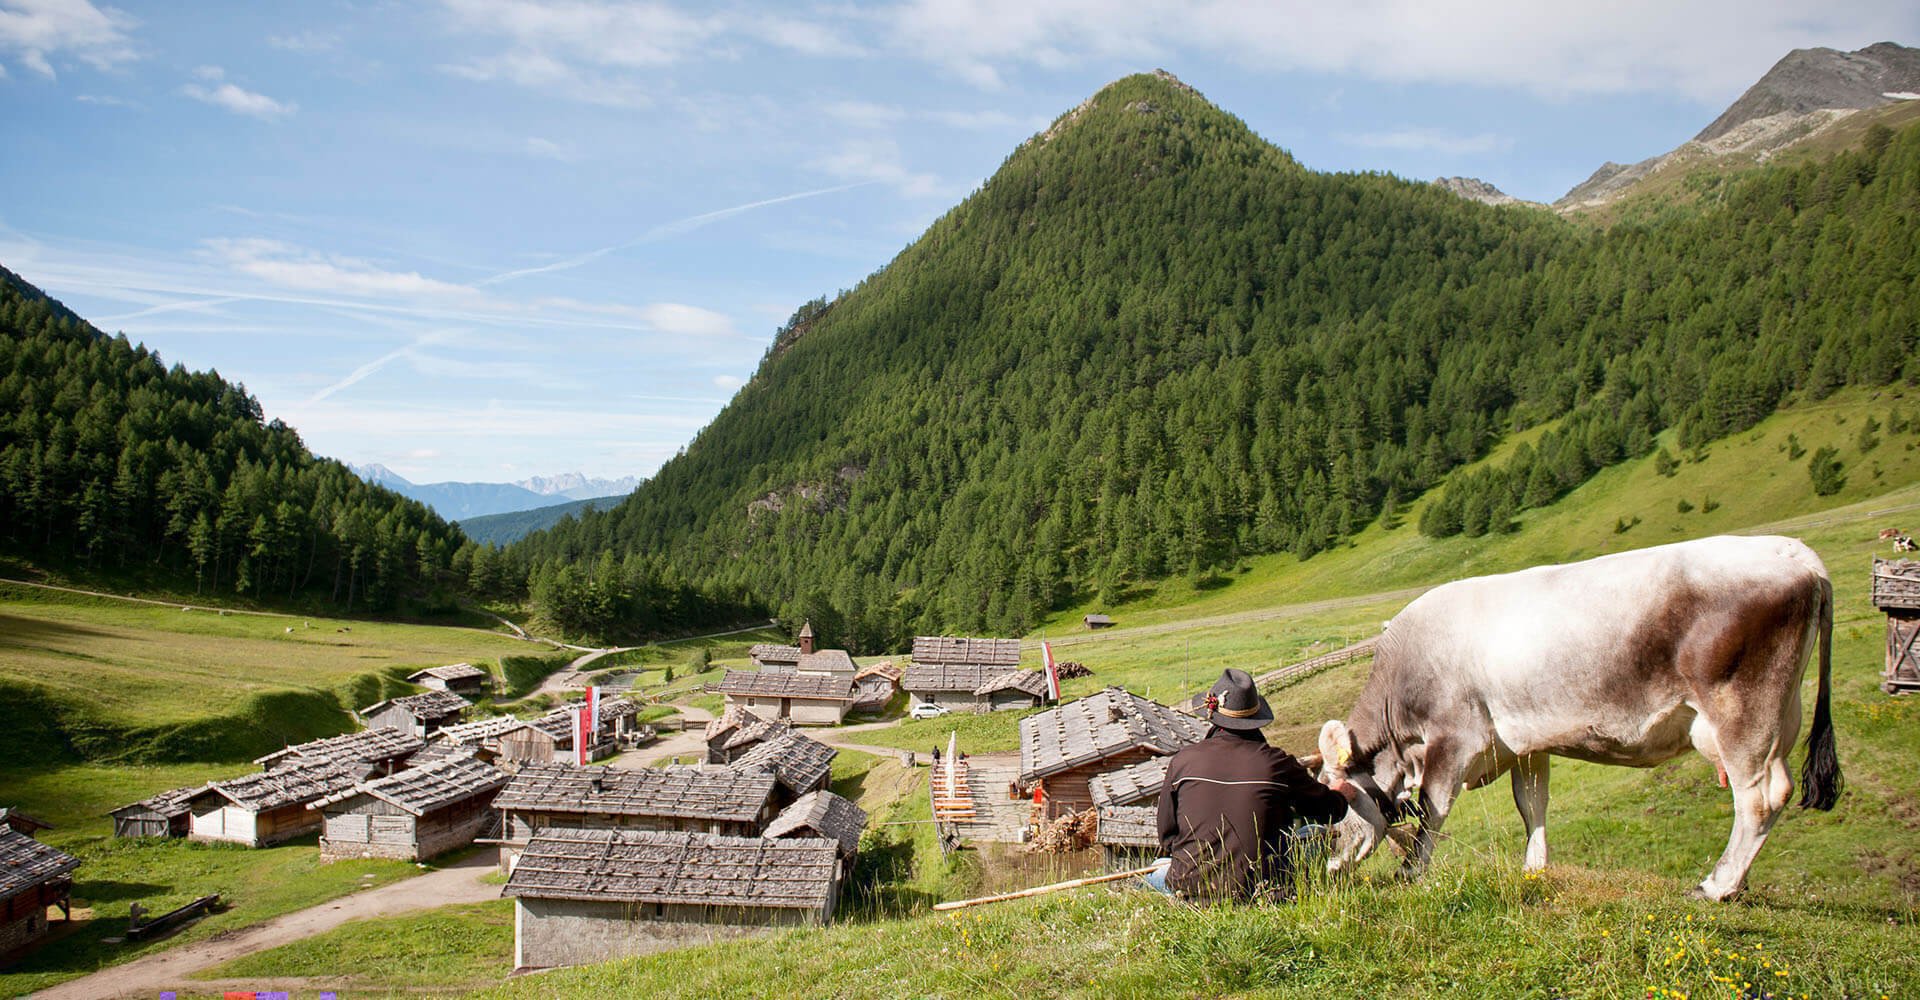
[779,698,791,719]
[1888,612,1920,694]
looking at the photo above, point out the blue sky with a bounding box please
[3,0,1915,484]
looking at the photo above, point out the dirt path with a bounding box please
[30,852,500,1000]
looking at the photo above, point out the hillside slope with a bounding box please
[457,495,617,546]
[512,70,1920,650]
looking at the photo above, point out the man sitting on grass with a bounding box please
[1147,667,1358,901]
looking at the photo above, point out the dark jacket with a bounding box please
[1156,727,1350,901]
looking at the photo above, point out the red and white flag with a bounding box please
[1042,642,1060,702]
[574,706,590,766]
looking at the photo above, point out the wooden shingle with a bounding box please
[493,763,776,823]
[911,636,1021,667]
[255,726,424,770]
[718,670,856,701]
[1096,805,1159,848]
[0,827,79,906]
[1017,687,1204,784]
[193,758,369,812]
[974,670,1050,699]
[359,689,470,722]
[763,791,867,857]
[901,662,998,694]
[1088,756,1170,807]
[312,756,507,815]
[727,730,837,796]
[503,827,839,909]
[406,663,487,684]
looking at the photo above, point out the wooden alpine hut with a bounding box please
[185,758,369,847]
[1017,687,1204,820]
[503,827,843,970]
[358,690,471,738]
[1873,557,1920,694]
[406,663,491,697]
[725,729,838,805]
[109,785,198,839]
[762,790,867,881]
[312,756,509,861]
[717,670,858,726]
[1087,755,1170,808]
[1095,804,1160,871]
[490,763,779,869]
[0,825,78,956]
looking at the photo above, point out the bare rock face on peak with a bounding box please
[1696,42,1920,143]
[1432,176,1536,207]
[1557,41,1920,213]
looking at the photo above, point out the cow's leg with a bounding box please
[1695,751,1794,901]
[1511,752,1550,871]
[1398,740,1481,879]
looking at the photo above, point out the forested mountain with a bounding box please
[457,495,616,546]
[0,266,465,611]
[509,71,1919,651]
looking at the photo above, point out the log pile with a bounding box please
[1055,661,1093,680]
[1027,807,1098,853]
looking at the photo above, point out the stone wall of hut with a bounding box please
[513,897,815,969]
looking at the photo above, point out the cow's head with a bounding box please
[1313,718,1418,873]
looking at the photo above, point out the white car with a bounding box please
[910,702,950,720]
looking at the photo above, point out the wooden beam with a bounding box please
[932,865,1162,911]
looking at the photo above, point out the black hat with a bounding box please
[1205,668,1273,730]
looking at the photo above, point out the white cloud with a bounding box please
[522,136,574,161]
[812,138,944,197]
[181,66,296,119]
[876,0,1920,103]
[436,0,854,103]
[203,238,479,299]
[1339,128,1514,156]
[712,374,743,390]
[74,91,133,106]
[267,30,338,52]
[632,302,737,337]
[0,0,136,77]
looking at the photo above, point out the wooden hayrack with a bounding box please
[1872,559,1920,695]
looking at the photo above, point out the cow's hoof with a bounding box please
[1688,884,1741,902]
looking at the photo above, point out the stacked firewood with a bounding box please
[1027,808,1098,853]
[1055,661,1093,680]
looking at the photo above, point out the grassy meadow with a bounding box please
[4,387,1919,997]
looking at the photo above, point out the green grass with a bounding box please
[495,652,574,700]
[195,899,515,992]
[0,582,537,764]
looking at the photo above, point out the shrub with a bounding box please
[1807,447,1846,496]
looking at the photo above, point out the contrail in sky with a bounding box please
[477,181,875,287]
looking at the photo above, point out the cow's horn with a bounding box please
[1299,752,1324,770]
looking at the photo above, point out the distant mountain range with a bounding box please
[349,463,638,521]
[455,495,619,546]
[1430,41,1920,213]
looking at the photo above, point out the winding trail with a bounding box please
[29,852,500,1000]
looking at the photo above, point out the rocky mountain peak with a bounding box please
[1432,176,1532,207]
[1694,41,1920,143]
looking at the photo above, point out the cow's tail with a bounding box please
[1798,576,1842,811]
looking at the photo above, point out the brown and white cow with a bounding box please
[1314,535,1840,900]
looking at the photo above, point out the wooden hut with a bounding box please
[1084,613,1116,630]
[186,759,368,846]
[109,785,198,839]
[1017,688,1205,820]
[763,790,867,881]
[255,726,424,773]
[406,663,490,697]
[1088,755,1170,808]
[358,690,471,737]
[503,827,842,969]
[1873,558,1920,694]
[726,730,838,804]
[903,635,1023,713]
[703,708,790,764]
[491,763,779,869]
[0,809,50,836]
[1096,805,1160,871]
[974,670,1051,711]
[0,826,78,957]
[312,756,508,861]
[748,643,803,672]
[718,670,858,726]
[851,661,902,713]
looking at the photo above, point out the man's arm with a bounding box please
[1277,754,1351,824]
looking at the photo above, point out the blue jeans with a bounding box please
[1141,857,1173,894]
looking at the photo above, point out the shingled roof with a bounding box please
[0,827,79,905]
[0,808,51,834]
[1017,687,1205,784]
[428,715,526,748]
[254,726,424,770]
[749,643,803,665]
[503,827,839,910]
[718,670,856,701]
[911,636,1021,667]
[493,763,776,823]
[901,662,999,694]
[763,791,867,857]
[551,698,639,722]
[796,649,857,675]
[359,689,471,721]
[1088,756,1170,807]
[312,756,507,815]
[855,661,903,683]
[1096,805,1159,848]
[705,710,791,752]
[727,730,837,796]
[975,670,1050,699]
[193,758,368,812]
[109,785,199,821]
[406,663,487,684]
